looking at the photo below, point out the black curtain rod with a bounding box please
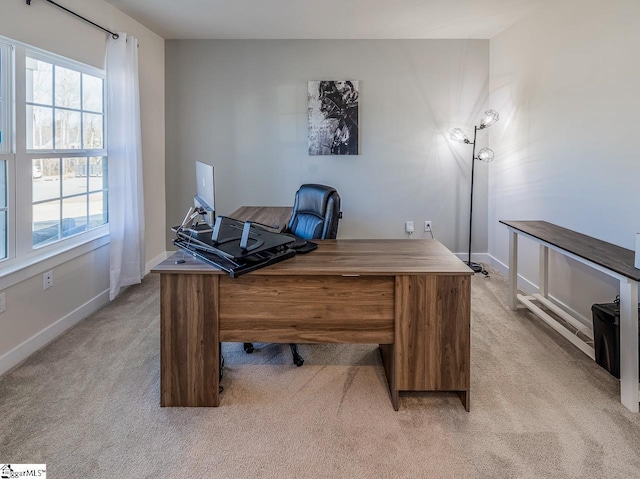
[26,0,119,40]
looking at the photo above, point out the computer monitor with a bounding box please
[194,161,215,228]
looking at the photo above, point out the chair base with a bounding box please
[290,344,304,367]
[219,346,224,393]
[242,342,304,366]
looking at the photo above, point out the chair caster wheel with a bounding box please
[243,342,254,354]
[294,357,304,367]
[219,386,223,393]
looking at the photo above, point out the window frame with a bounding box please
[0,35,109,274]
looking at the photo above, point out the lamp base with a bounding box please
[465,261,489,276]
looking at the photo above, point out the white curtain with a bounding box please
[106,33,145,300]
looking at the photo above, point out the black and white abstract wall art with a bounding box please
[308,80,359,155]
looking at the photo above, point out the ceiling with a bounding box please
[103,0,547,40]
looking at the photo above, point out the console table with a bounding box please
[501,220,639,412]
[152,239,473,411]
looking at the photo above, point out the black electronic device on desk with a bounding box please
[173,215,315,278]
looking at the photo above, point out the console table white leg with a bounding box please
[539,245,549,298]
[619,278,639,413]
[508,230,518,310]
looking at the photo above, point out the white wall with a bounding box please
[489,0,640,321]
[165,40,490,255]
[0,0,165,373]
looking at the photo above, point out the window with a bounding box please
[31,156,107,246]
[26,58,104,150]
[0,160,6,260]
[26,53,108,247]
[0,35,108,268]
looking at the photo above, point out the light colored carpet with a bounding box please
[1,268,639,478]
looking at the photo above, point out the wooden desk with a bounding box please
[228,206,292,233]
[501,220,639,412]
[152,239,473,410]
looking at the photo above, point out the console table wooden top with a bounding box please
[500,220,640,281]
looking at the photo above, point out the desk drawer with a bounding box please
[219,275,394,344]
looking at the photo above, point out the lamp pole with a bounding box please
[468,126,478,271]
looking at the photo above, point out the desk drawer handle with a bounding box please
[341,274,361,277]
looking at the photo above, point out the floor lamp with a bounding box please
[450,109,499,274]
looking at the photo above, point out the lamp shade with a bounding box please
[450,128,469,143]
[479,109,499,129]
[477,147,494,162]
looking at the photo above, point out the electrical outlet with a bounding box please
[405,221,414,234]
[424,221,432,232]
[0,292,5,314]
[43,270,54,290]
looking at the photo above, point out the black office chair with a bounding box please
[244,184,341,366]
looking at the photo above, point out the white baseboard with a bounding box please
[486,253,592,329]
[454,252,492,266]
[0,289,110,376]
[486,254,538,293]
[145,251,169,275]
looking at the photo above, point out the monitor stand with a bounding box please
[186,223,213,234]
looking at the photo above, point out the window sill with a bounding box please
[0,228,110,290]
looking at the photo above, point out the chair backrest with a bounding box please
[287,184,341,240]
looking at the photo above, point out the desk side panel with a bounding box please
[161,273,219,407]
[219,275,394,344]
[396,275,470,393]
